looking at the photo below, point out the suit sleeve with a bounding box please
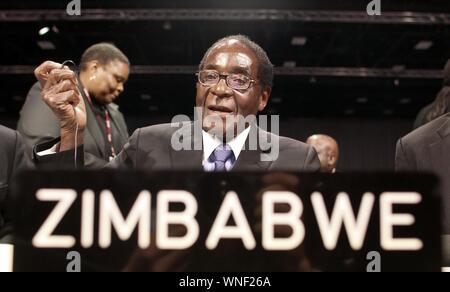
[1,132,33,238]
[32,127,142,170]
[33,138,84,169]
[11,132,32,177]
[395,138,416,171]
[303,146,321,172]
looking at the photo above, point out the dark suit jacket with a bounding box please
[37,122,320,172]
[107,123,320,171]
[0,126,30,238]
[18,82,129,168]
[396,113,450,234]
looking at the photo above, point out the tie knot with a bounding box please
[212,144,234,163]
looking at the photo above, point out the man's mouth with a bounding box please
[207,105,234,114]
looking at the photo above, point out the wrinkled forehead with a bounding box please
[203,41,258,76]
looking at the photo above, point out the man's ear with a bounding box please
[329,155,337,165]
[258,86,272,112]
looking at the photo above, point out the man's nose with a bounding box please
[210,78,233,98]
[117,83,124,94]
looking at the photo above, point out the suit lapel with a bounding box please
[233,149,273,171]
[170,122,204,170]
[107,104,129,144]
[83,95,107,157]
[232,126,274,171]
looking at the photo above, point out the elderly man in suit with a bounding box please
[0,125,30,240]
[34,35,320,172]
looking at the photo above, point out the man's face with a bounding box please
[196,40,271,137]
[87,60,130,105]
[306,136,338,173]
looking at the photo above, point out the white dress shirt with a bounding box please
[202,126,251,171]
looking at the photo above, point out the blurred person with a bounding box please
[396,113,450,234]
[306,134,339,173]
[18,43,130,168]
[413,59,450,129]
[0,125,30,241]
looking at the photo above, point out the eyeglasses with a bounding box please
[196,70,258,91]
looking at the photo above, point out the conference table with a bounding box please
[1,170,447,272]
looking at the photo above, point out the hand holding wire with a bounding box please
[35,60,87,163]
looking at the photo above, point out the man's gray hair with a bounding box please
[199,35,274,88]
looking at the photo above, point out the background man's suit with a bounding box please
[0,125,30,239]
[18,82,129,168]
[396,113,450,234]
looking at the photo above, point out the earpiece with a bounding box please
[61,60,80,169]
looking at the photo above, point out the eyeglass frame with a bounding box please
[196,69,259,91]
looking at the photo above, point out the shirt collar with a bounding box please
[202,126,252,162]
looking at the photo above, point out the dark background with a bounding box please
[1,0,450,170]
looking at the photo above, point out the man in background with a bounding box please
[0,125,30,241]
[306,134,339,173]
[396,113,450,265]
[396,113,450,234]
[18,43,130,168]
[414,59,450,129]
